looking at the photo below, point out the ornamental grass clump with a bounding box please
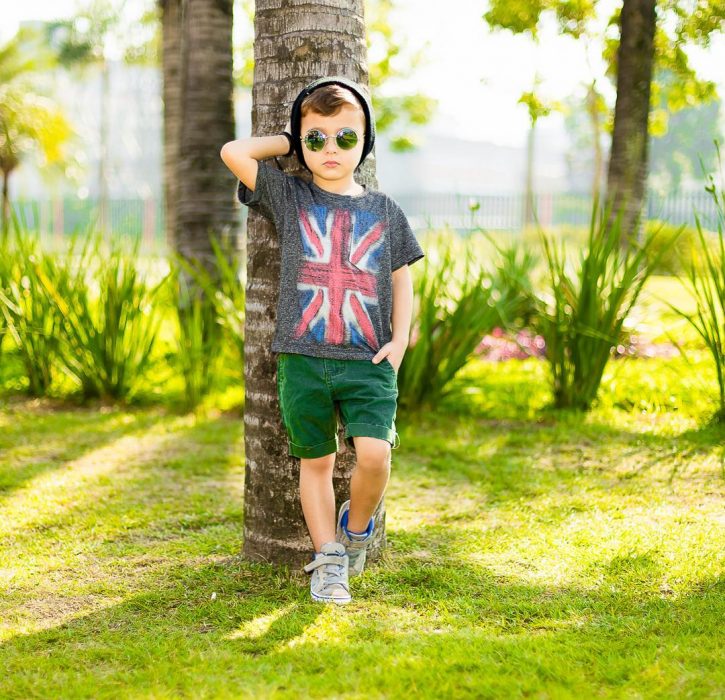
[169,255,225,410]
[0,215,63,395]
[400,232,534,410]
[41,230,168,400]
[668,150,725,423]
[174,235,246,365]
[0,228,11,361]
[534,201,681,411]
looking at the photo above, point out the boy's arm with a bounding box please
[219,132,290,192]
[391,263,413,349]
[372,264,411,370]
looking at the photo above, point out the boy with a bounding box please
[220,76,424,604]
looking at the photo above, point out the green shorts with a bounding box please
[276,352,400,458]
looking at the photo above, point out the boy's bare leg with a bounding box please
[299,453,337,551]
[347,436,391,532]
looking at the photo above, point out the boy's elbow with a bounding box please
[220,140,247,161]
[220,142,235,161]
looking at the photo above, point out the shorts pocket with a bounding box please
[383,357,398,376]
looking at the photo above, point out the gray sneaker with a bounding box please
[302,541,351,604]
[335,499,374,577]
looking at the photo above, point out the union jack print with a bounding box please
[294,204,386,349]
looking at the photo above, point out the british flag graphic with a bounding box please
[294,204,386,349]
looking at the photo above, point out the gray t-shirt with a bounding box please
[237,160,425,360]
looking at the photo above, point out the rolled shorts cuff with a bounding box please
[288,435,339,459]
[344,422,399,448]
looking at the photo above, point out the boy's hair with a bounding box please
[300,84,366,128]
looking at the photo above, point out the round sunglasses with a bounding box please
[300,127,364,152]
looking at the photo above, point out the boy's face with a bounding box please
[299,103,366,184]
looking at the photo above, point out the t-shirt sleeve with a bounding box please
[236,159,294,229]
[389,200,425,272]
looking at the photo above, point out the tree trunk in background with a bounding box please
[159,0,181,250]
[243,0,382,567]
[586,82,604,202]
[173,0,238,265]
[99,60,110,235]
[523,123,535,228]
[605,0,656,241]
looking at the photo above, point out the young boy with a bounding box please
[220,76,424,605]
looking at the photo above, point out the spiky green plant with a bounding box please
[174,236,245,364]
[0,219,62,395]
[534,201,681,411]
[400,233,528,410]
[667,148,725,423]
[38,229,168,400]
[0,228,9,360]
[169,255,225,409]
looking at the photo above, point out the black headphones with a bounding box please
[288,76,376,172]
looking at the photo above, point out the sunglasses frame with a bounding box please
[300,127,365,152]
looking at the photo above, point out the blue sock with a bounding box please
[342,509,373,539]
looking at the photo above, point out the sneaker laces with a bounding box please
[304,553,349,593]
[320,557,346,590]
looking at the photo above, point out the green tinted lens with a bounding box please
[303,129,327,151]
[336,128,359,149]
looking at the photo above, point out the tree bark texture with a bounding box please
[171,0,239,265]
[159,0,182,252]
[605,0,656,240]
[242,0,385,567]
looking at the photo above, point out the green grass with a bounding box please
[0,351,723,698]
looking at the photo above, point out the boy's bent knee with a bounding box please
[353,436,391,469]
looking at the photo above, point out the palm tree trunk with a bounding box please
[99,59,110,236]
[605,0,656,242]
[586,82,604,202]
[175,0,238,267]
[523,123,535,227]
[159,0,182,251]
[243,0,382,566]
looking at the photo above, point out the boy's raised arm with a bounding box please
[220,132,290,192]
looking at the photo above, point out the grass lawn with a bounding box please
[0,348,723,699]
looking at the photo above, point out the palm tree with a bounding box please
[242,0,380,566]
[159,0,183,252]
[158,0,237,415]
[159,0,238,262]
[605,0,657,241]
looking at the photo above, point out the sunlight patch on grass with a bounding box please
[0,594,125,643]
[283,605,360,648]
[227,602,298,641]
[0,426,182,537]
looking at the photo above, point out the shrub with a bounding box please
[533,202,681,411]
[0,223,63,395]
[40,230,168,400]
[667,148,725,423]
[400,232,531,410]
[644,219,703,275]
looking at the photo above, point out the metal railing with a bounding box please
[395,190,720,233]
[9,189,719,248]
